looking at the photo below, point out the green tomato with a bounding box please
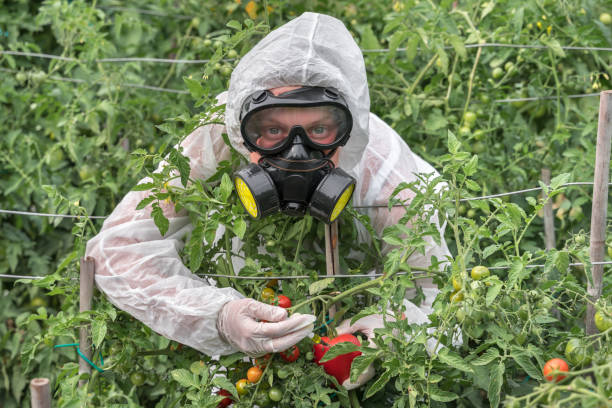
[491,67,504,79]
[518,305,529,321]
[452,276,462,291]
[221,65,233,76]
[607,246,612,258]
[538,297,553,311]
[504,61,515,72]
[130,372,146,386]
[203,38,212,47]
[471,266,490,280]
[458,126,471,137]
[473,129,486,141]
[268,386,282,402]
[254,390,271,407]
[466,209,476,218]
[565,338,591,366]
[472,141,486,154]
[595,311,612,332]
[463,111,477,127]
[79,165,95,181]
[600,12,612,25]
[227,49,238,59]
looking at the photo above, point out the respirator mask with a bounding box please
[234,86,356,224]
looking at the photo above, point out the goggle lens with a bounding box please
[243,105,350,151]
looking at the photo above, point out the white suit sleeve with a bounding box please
[353,114,451,311]
[86,101,244,356]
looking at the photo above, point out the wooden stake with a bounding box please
[586,90,612,335]
[325,221,340,319]
[79,256,95,386]
[30,377,51,408]
[541,168,556,251]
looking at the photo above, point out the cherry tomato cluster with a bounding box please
[450,265,490,301]
[261,287,292,309]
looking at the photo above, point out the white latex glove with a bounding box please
[216,298,315,357]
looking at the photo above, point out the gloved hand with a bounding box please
[216,298,315,357]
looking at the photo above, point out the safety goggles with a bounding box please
[239,87,353,154]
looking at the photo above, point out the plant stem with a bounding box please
[460,44,482,127]
[407,54,438,95]
[349,389,361,408]
[224,228,235,277]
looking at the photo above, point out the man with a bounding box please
[86,12,450,390]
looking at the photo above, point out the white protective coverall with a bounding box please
[85,12,451,358]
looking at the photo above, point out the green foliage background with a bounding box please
[1,0,611,407]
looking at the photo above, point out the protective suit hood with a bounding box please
[226,12,370,176]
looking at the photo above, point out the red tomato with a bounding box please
[279,345,300,362]
[313,334,362,384]
[542,358,569,382]
[216,389,233,407]
[254,353,271,369]
[277,295,291,308]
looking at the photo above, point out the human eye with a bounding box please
[311,126,327,135]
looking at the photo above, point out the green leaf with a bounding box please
[219,352,244,368]
[152,205,169,236]
[183,77,205,99]
[364,369,392,399]
[360,25,381,50]
[382,235,404,247]
[350,354,377,383]
[189,225,205,271]
[486,282,503,306]
[212,376,238,400]
[169,150,191,187]
[510,351,543,381]
[233,217,246,240]
[171,368,198,388]
[471,348,499,366]
[487,360,504,408]
[429,386,458,402]
[438,348,473,373]
[226,20,242,31]
[91,318,107,349]
[463,155,478,177]
[132,182,155,191]
[447,131,460,155]
[448,34,467,60]
[318,342,359,363]
[309,277,334,295]
[136,196,156,210]
[506,257,525,289]
[549,172,570,191]
[219,173,234,202]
